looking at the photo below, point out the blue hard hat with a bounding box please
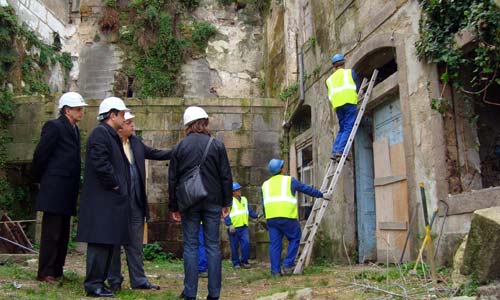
[232,182,242,191]
[268,159,284,175]
[331,54,345,64]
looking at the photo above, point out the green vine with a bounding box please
[111,0,221,98]
[416,0,500,115]
[279,81,299,101]
[0,6,72,218]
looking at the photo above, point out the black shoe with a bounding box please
[133,282,160,290]
[178,291,196,300]
[206,296,219,300]
[109,283,121,292]
[282,266,294,275]
[86,287,114,297]
[241,262,251,269]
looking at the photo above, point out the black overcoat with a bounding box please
[75,123,131,245]
[32,115,81,216]
[129,135,171,220]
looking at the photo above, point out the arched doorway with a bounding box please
[350,43,410,263]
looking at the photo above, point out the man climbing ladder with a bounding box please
[326,53,361,162]
[293,68,379,274]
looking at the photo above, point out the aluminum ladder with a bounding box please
[293,69,378,274]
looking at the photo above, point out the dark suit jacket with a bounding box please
[129,135,171,220]
[32,115,81,216]
[76,123,131,245]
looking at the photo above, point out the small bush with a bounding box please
[191,21,217,51]
[143,242,172,261]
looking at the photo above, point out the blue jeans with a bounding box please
[181,204,222,299]
[267,218,301,275]
[198,224,207,272]
[228,226,250,266]
[332,103,357,156]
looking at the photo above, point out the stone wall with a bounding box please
[7,96,283,258]
[3,0,67,43]
[181,0,265,98]
[2,0,79,93]
[264,0,450,262]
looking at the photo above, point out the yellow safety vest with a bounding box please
[325,68,358,109]
[229,196,249,227]
[262,175,297,219]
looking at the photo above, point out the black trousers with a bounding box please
[84,243,114,293]
[37,213,71,279]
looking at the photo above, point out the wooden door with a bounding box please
[355,117,376,262]
[373,97,409,263]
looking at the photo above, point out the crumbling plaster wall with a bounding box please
[181,0,264,98]
[270,0,450,261]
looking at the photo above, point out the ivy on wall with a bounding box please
[416,0,500,115]
[102,0,217,98]
[0,6,72,218]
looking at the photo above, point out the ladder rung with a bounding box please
[293,70,378,275]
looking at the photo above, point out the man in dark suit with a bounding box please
[75,97,131,298]
[107,112,171,291]
[32,92,88,283]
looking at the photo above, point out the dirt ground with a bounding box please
[0,252,465,300]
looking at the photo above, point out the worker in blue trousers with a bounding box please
[325,53,361,162]
[198,223,208,278]
[262,159,325,275]
[224,182,259,269]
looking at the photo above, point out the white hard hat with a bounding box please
[98,97,129,115]
[58,92,87,109]
[183,106,208,126]
[124,111,135,120]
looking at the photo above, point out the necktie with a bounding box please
[123,140,134,164]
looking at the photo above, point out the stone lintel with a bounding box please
[445,186,500,216]
[367,71,399,110]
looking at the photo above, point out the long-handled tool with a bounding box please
[412,183,437,284]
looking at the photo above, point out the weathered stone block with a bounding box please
[462,206,500,283]
[210,113,243,131]
[215,131,252,149]
[478,281,500,300]
[46,11,65,34]
[250,167,269,186]
[29,0,47,22]
[252,113,282,131]
[226,148,253,167]
[253,131,280,150]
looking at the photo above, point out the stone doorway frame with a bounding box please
[346,33,419,260]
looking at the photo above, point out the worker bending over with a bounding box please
[262,159,324,275]
[325,53,360,161]
[224,182,259,269]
